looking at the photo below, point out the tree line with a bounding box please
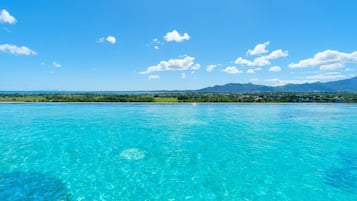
[0,93,356,103]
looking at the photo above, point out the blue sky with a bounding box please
[1,0,357,90]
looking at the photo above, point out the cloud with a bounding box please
[250,78,259,82]
[234,57,255,66]
[265,78,308,86]
[140,56,196,74]
[148,75,160,80]
[305,72,347,81]
[191,63,200,70]
[148,38,162,50]
[266,72,348,86]
[289,50,357,70]
[246,68,262,74]
[255,67,262,71]
[52,61,62,68]
[0,9,16,24]
[236,42,288,67]
[181,73,186,79]
[221,66,242,74]
[106,36,116,44]
[98,36,116,44]
[164,30,190,42]
[206,64,217,72]
[252,57,271,66]
[265,49,288,59]
[269,66,281,72]
[235,49,288,67]
[0,44,37,55]
[247,69,255,74]
[247,41,270,56]
[319,63,343,70]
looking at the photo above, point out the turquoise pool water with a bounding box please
[0,103,356,200]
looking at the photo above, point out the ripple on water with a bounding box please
[325,167,357,194]
[120,148,145,160]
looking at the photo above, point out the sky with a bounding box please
[1,0,357,91]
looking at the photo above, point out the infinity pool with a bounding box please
[0,103,356,200]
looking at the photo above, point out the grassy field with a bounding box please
[154,97,178,102]
[0,95,46,102]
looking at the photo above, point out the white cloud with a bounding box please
[255,67,262,71]
[106,36,116,44]
[140,56,196,74]
[320,63,343,70]
[265,49,288,59]
[246,68,262,74]
[289,50,357,70]
[247,69,255,74]
[265,78,308,86]
[247,41,270,56]
[266,72,348,86]
[181,73,186,79]
[0,9,16,24]
[98,36,116,44]
[250,78,259,82]
[221,66,242,74]
[265,78,282,86]
[269,66,281,72]
[252,56,271,66]
[235,57,255,66]
[52,61,62,68]
[164,30,190,42]
[149,38,162,50]
[235,49,288,67]
[191,63,200,70]
[206,64,217,72]
[305,72,347,81]
[0,44,37,55]
[148,75,160,80]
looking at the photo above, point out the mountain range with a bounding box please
[196,76,357,93]
[1,77,356,94]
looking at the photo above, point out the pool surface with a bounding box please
[0,103,356,200]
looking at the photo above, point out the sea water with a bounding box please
[0,103,356,200]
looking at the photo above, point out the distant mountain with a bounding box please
[323,77,357,92]
[197,83,274,93]
[196,76,357,93]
